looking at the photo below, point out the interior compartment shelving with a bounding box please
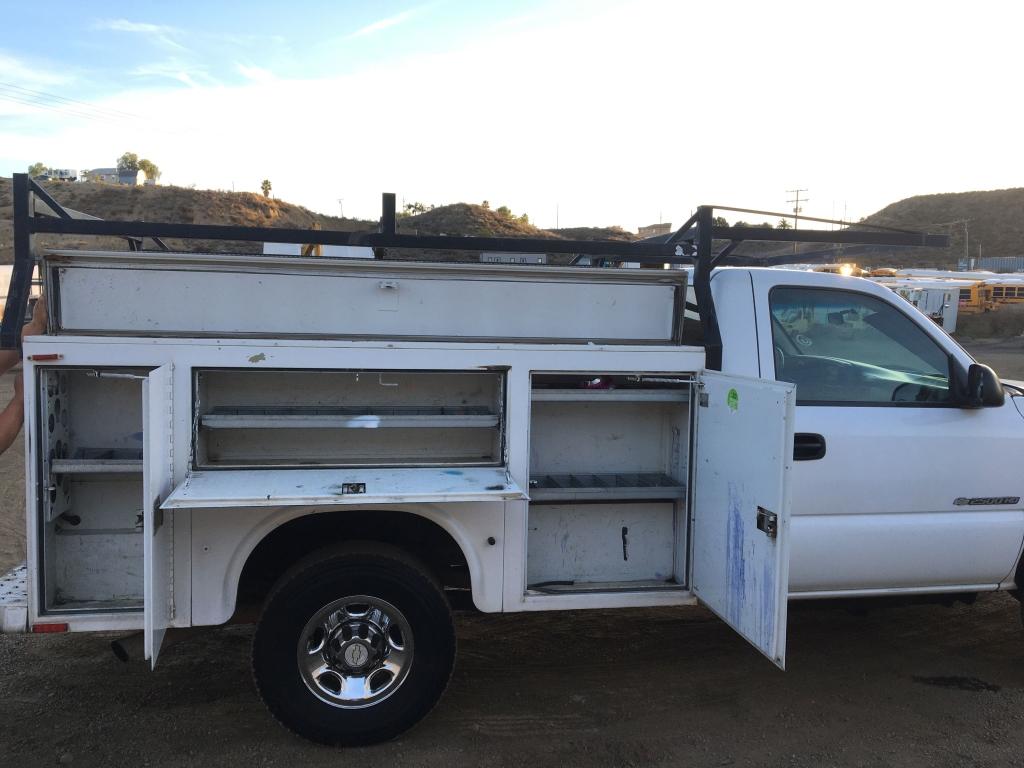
[37,368,147,613]
[529,472,685,501]
[194,369,506,469]
[527,372,691,593]
[530,389,688,403]
[51,448,143,475]
[200,405,499,430]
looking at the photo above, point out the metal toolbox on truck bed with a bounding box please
[45,250,687,345]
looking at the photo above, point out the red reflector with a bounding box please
[32,622,69,634]
[28,354,62,361]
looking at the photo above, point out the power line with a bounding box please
[0,92,122,124]
[0,83,142,125]
[0,81,139,120]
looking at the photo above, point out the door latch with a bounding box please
[756,506,778,539]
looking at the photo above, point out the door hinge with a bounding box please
[756,506,778,539]
[697,384,709,407]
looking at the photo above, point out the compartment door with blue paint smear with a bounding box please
[692,370,795,669]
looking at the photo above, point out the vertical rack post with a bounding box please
[2,173,35,350]
[381,193,396,236]
[692,205,722,371]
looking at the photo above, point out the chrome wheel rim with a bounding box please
[297,595,414,709]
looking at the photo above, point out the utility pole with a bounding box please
[786,188,808,230]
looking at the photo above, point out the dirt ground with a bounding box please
[3,342,1024,766]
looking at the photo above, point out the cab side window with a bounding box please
[769,287,951,405]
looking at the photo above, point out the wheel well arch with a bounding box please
[235,509,472,614]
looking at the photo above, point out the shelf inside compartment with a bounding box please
[51,448,143,475]
[162,466,526,509]
[529,472,685,501]
[530,388,689,403]
[200,406,499,430]
[527,579,683,595]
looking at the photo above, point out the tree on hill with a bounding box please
[261,179,272,198]
[138,158,161,181]
[496,205,512,218]
[777,219,791,229]
[28,162,48,178]
[117,152,139,173]
[713,216,729,227]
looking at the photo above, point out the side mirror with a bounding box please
[954,364,1003,409]
[948,357,1004,408]
[966,363,1004,408]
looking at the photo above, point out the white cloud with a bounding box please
[94,18,188,52]
[130,58,219,88]
[236,64,275,83]
[5,0,1024,231]
[94,19,176,34]
[346,9,418,39]
[0,51,72,87]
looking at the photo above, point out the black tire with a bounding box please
[252,542,456,746]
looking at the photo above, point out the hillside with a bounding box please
[0,177,376,262]
[399,203,552,238]
[0,180,645,265]
[721,189,1024,269]
[7,178,1019,270]
[550,226,636,242]
[860,187,1024,267]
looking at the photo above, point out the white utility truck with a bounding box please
[0,177,1018,746]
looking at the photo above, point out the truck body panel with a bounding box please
[745,270,1024,597]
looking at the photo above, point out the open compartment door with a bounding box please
[143,364,174,668]
[692,370,795,668]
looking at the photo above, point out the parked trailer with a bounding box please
[873,278,966,332]
[5,176,1021,747]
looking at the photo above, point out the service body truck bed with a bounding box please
[2,176,1019,746]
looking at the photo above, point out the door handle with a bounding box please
[793,433,826,461]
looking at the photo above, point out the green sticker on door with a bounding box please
[726,388,739,411]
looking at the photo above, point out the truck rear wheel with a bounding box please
[252,543,455,746]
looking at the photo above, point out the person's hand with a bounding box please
[23,296,46,339]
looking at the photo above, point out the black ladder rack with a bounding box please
[5,174,951,368]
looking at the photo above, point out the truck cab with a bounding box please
[712,267,1023,598]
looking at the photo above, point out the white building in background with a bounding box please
[81,168,118,183]
[117,169,146,186]
[81,168,148,185]
[637,222,672,239]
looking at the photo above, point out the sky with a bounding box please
[1,0,1022,231]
